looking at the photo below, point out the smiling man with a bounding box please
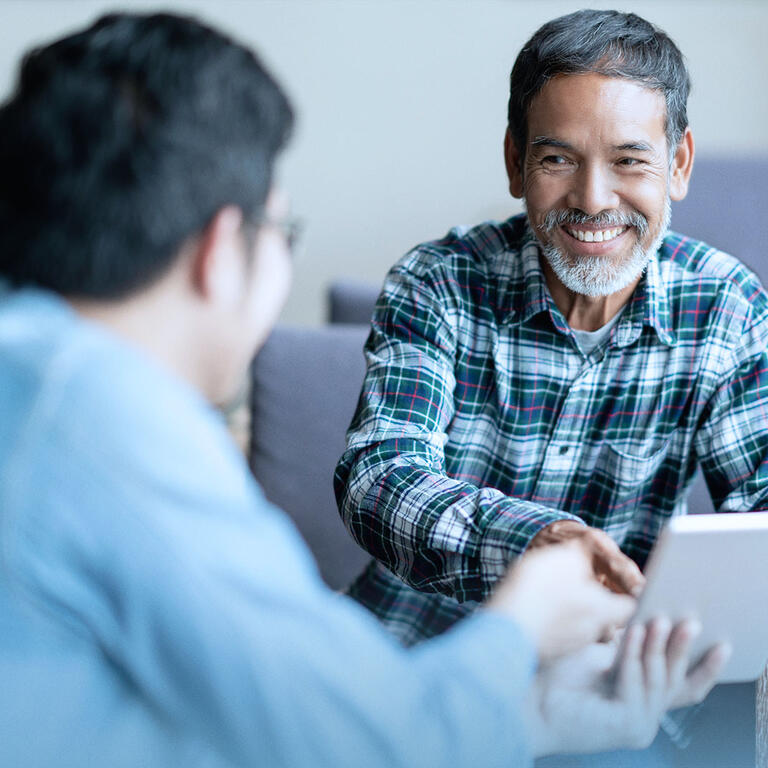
[335,9,766,766]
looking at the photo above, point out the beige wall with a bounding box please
[2,0,766,323]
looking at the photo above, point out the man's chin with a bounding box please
[541,242,651,298]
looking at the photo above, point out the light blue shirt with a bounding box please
[0,288,536,768]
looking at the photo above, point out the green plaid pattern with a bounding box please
[334,214,768,643]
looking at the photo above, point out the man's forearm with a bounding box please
[335,439,582,601]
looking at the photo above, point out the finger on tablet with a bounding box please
[642,617,671,710]
[615,623,645,704]
[665,619,701,685]
[677,642,732,707]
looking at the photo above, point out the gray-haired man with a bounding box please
[337,9,761,766]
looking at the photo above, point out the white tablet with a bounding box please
[630,511,768,683]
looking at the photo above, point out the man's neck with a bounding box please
[68,284,206,398]
[539,255,639,331]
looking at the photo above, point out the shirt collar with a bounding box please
[621,251,677,347]
[506,222,677,348]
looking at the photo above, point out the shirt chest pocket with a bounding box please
[602,437,675,485]
[584,432,679,526]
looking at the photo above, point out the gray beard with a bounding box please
[535,196,672,298]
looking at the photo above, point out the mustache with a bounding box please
[541,208,649,238]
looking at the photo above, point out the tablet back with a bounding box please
[634,512,768,683]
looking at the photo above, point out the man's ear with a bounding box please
[191,206,246,306]
[504,128,525,199]
[669,127,695,202]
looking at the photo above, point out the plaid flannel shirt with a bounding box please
[334,214,768,644]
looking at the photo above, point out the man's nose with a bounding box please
[566,163,620,216]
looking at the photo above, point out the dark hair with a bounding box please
[0,12,293,299]
[508,9,690,160]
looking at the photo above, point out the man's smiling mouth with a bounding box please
[564,225,629,243]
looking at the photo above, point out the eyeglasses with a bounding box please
[258,214,303,254]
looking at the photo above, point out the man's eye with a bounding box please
[542,155,569,165]
[618,157,643,167]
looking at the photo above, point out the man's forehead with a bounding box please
[526,72,667,144]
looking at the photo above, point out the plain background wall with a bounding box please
[2,0,767,324]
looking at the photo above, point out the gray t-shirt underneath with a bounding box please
[572,309,624,355]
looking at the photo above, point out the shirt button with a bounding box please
[558,445,569,455]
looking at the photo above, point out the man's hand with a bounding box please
[487,542,635,660]
[528,519,645,596]
[528,618,731,757]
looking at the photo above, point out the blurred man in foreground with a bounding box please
[0,12,724,767]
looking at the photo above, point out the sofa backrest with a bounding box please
[249,324,372,589]
[671,156,768,281]
[328,279,381,325]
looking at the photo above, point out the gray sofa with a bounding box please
[249,324,371,589]
[672,156,767,276]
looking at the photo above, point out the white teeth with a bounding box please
[567,226,625,243]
